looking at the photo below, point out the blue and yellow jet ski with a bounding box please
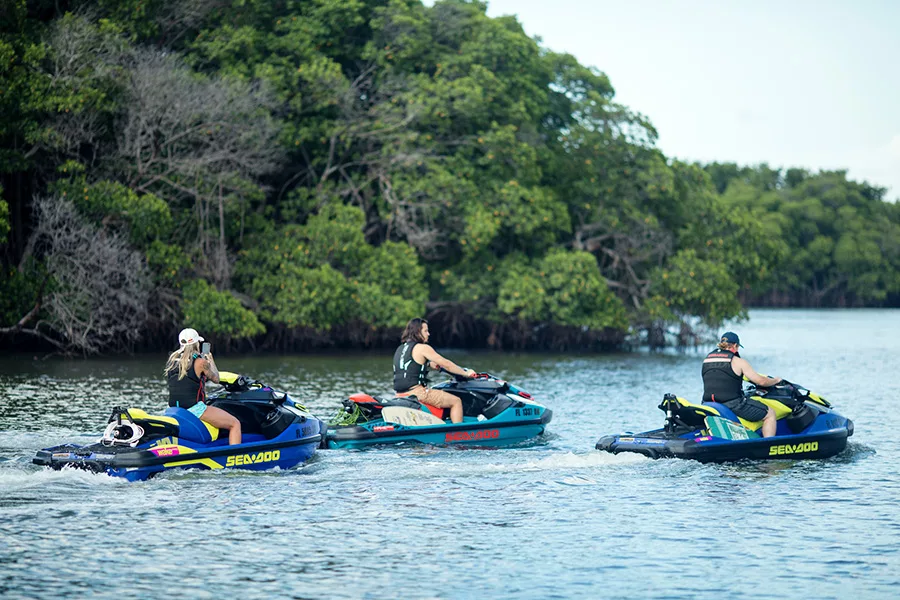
[326,373,552,449]
[596,381,853,462]
[33,372,325,481]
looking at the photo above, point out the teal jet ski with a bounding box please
[326,373,551,449]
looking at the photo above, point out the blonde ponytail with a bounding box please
[163,342,199,379]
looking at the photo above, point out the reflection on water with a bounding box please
[0,309,898,599]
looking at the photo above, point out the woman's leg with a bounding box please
[201,405,242,445]
[422,388,463,423]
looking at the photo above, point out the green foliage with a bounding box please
[497,250,628,329]
[0,183,9,243]
[0,2,49,173]
[181,279,265,339]
[52,172,173,248]
[431,254,510,307]
[238,204,427,332]
[145,240,191,287]
[0,13,127,175]
[359,241,425,301]
[0,260,47,328]
[650,249,745,328]
[1,0,898,354]
[680,180,789,295]
[707,167,900,305]
[253,263,351,330]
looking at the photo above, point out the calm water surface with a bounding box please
[1,309,897,599]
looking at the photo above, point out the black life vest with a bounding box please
[393,342,427,392]
[701,348,743,403]
[167,356,205,409]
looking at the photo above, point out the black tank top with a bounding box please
[701,349,743,403]
[393,342,427,392]
[167,357,205,409]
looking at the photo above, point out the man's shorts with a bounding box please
[187,401,208,418]
[722,396,769,422]
[397,385,458,408]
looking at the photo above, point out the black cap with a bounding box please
[721,331,743,348]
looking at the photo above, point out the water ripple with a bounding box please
[1,310,899,598]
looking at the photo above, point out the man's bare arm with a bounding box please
[737,358,780,387]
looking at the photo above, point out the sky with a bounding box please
[477,0,900,199]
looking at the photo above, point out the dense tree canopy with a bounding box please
[1,0,897,354]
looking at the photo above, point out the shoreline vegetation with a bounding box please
[1,1,898,356]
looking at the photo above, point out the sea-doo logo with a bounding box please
[226,450,281,467]
[445,429,499,442]
[768,441,818,456]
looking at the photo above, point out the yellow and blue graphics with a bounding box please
[33,374,325,481]
[596,380,853,462]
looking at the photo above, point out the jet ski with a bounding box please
[33,372,326,481]
[596,380,853,462]
[326,373,552,449]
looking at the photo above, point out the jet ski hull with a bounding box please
[596,413,853,462]
[326,375,552,449]
[33,373,325,481]
[327,407,552,449]
[34,420,325,481]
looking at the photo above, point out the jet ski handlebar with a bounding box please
[746,378,831,408]
[438,367,492,382]
[455,371,494,382]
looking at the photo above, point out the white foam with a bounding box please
[346,449,651,482]
[524,450,650,470]
[557,474,599,486]
[0,464,126,490]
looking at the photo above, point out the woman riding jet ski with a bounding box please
[595,380,853,462]
[326,372,552,449]
[326,317,551,449]
[33,372,326,481]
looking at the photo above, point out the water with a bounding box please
[1,309,897,599]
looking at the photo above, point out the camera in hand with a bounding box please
[201,342,210,355]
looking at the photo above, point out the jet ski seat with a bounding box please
[382,405,446,426]
[663,393,800,434]
[391,392,448,420]
[663,397,724,429]
[701,402,740,422]
[706,397,795,432]
[664,397,758,431]
[163,407,220,443]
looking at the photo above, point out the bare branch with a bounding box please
[574,215,673,308]
[22,196,152,354]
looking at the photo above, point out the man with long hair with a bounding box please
[392,318,476,423]
[702,331,781,437]
[164,327,242,444]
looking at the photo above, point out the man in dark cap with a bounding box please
[702,332,782,437]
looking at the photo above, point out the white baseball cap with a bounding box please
[178,328,204,347]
